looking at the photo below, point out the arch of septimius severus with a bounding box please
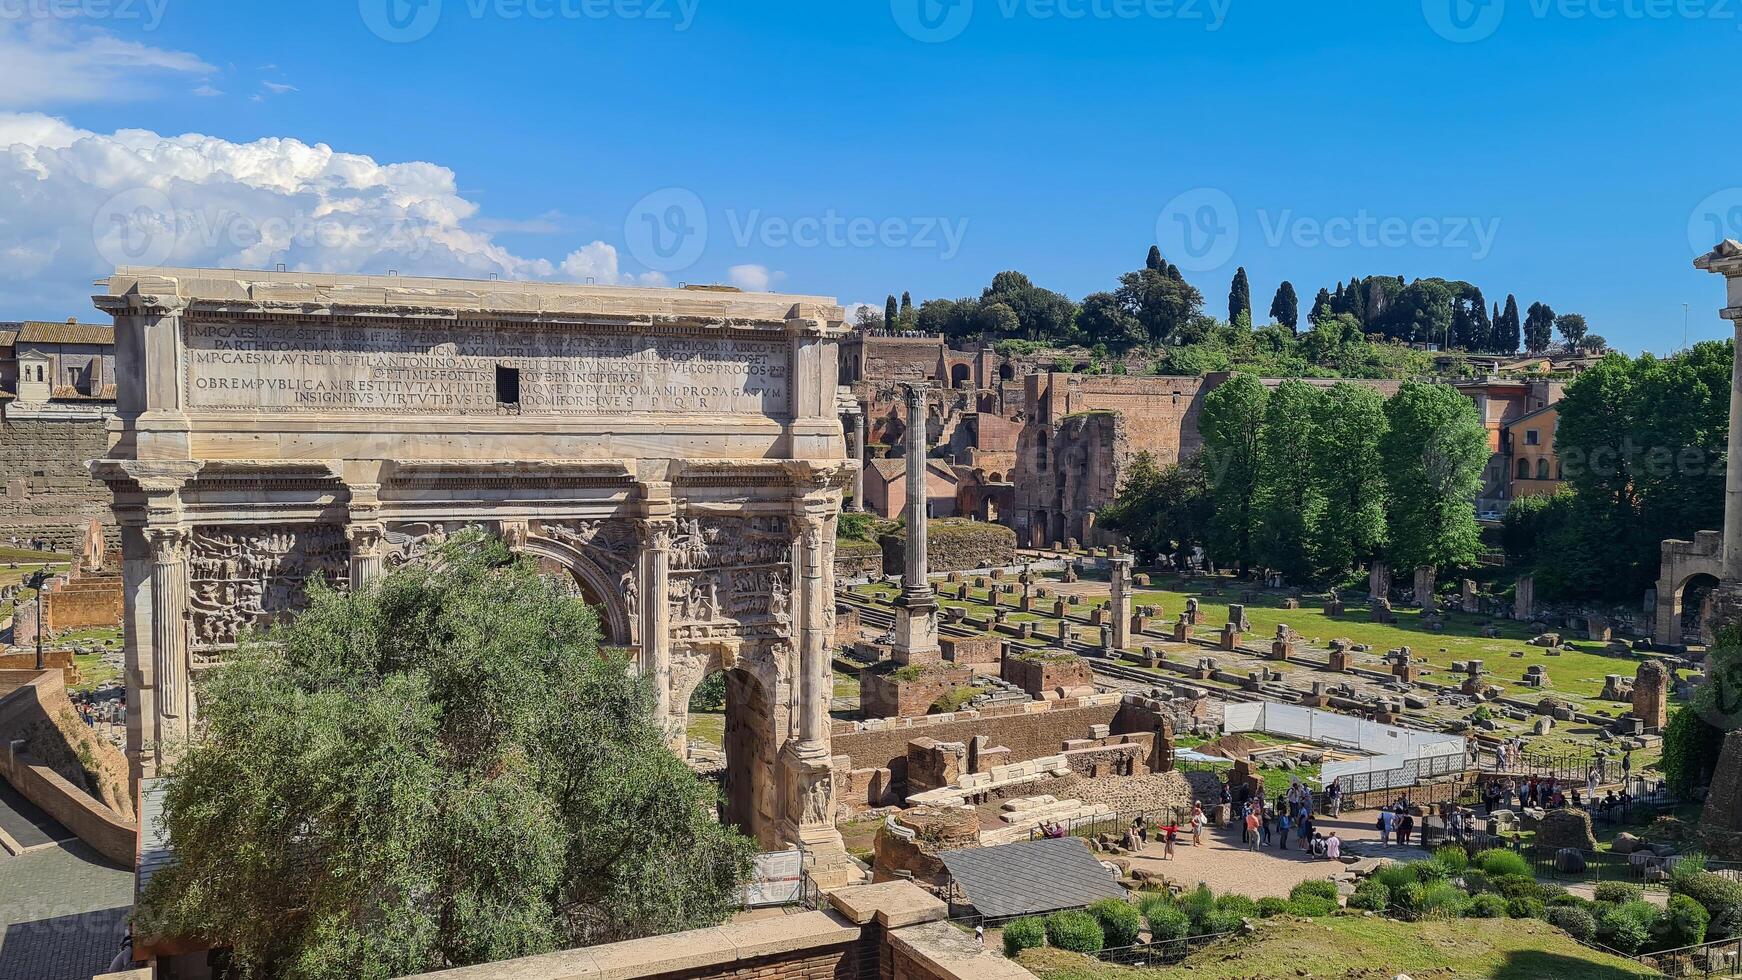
[90,267,857,863]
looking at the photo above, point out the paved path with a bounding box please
[0,837,133,980]
[1116,812,1420,899]
[0,783,71,852]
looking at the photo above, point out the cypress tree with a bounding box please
[885,295,899,330]
[1501,295,1522,353]
[1310,288,1333,325]
[1346,277,1367,324]
[1270,281,1300,332]
[1147,245,1164,271]
[1229,267,1251,324]
[899,292,914,327]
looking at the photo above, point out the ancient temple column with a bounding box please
[145,527,192,761]
[893,381,940,663]
[780,506,847,868]
[347,524,386,590]
[852,410,867,513]
[795,514,830,750]
[638,518,676,734]
[1109,556,1134,650]
[1703,244,1742,583]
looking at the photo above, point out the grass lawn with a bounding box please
[1130,585,1651,703]
[687,711,725,749]
[1018,916,1658,980]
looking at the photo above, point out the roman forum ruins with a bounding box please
[89,267,856,864]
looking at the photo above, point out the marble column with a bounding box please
[1696,241,1742,626]
[145,526,192,767]
[347,524,386,590]
[1109,556,1134,651]
[781,507,846,864]
[638,518,676,737]
[852,410,867,513]
[893,382,939,663]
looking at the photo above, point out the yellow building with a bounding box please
[1503,402,1563,499]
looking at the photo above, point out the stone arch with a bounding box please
[1655,531,1725,647]
[999,362,1014,381]
[667,641,789,847]
[949,363,971,389]
[517,535,634,645]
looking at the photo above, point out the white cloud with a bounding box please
[0,18,212,108]
[259,80,296,95]
[191,84,223,97]
[728,263,784,292]
[842,301,882,325]
[0,111,663,316]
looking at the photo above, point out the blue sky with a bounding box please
[4,0,1740,352]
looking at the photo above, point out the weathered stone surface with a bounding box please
[1539,808,1599,853]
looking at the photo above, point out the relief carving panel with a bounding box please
[188,524,349,651]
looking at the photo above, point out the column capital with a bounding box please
[635,517,677,552]
[144,526,191,564]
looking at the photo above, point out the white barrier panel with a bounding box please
[1220,702,1468,794]
[1223,702,1265,733]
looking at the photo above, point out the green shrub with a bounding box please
[1002,917,1046,957]
[1507,896,1546,920]
[1373,864,1419,893]
[1179,884,1216,932]
[1045,910,1105,954]
[1087,899,1142,949]
[1414,860,1450,884]
[929,686,978,714]
[1673,870,1742,939]
[1464,893,1508,918]
[1348,881,1390,912]
[1201,909,1246,936]
[1546,905,1598,943]
[1433,845,1470,873]
[1593,882,1644,905]
[1136,892,1173,922]
[1598,901,1662,955]
[1256,896,1292,918]
[1392,882,1426,918]
[1417,883,1470,921]
[1144,903,1190,943]
[1289,880,1341,904]
[1490,874,1541,900]
[1537,884,1573,906]
[1289,895,1338,918]
[1461,870,1492,894]
[1657,894,1711,951]
[1474,849,1533,879]
[1216,894,1260,919]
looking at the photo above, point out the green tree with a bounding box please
[1269,281,1299,332]
[982,271,1078,342]
[916,297,982,341]
[1252,380,1326,583]
[1556,312,1589,349]
[1098,454,1212,566]
[1199,374,1270,573]
[1076,291,1146,350]
[1229,267,1252,324]
[1309,288,1333,326]
[1146,245,1164,271]
[1310,383,1390,577]
[1116,267,1204,344]
[1524,301,1556,353]
[1500,295,1522,353]
[899,291,915,328]
[1470,290,1493,352]
[1344,276,1367,325]
[884,295,899,330]
[1380,381,1489,573]
[136,532,756,980]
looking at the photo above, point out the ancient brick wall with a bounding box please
[861,336,946,383]
[831,697,1123,778]
[860,665,974,719]
[0,412,116,552]
[41,571,122,630]
[835,539,885,581]
[880,520,1016,574]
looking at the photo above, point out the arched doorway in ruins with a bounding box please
[1677,573,1721,648]
[516,535,634,646]
[670,644,787,848]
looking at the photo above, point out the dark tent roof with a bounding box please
[939,836,1126,919]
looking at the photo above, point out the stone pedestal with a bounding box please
[1515,574,1535,621]
[1632,660,1670,732]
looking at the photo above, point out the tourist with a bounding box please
[1122,825,1140,851]
[1397,810,1415,848]
[1190,804,1206,846]
[1377,807,1394,846]
[1277,810,1292,851]
[975,924,985,946]
[1245,808,1261,851]
[1134,813,1148,844]
[1240,800,1252,844]
[1309,832,1326,857]
[1325,830,1342,861]
[1586,767,1600,799]
[1164,824,1178,860]
[1298,811,1315,849]
[1623,750,1633,782]
[1328,778,1343,817]
[1260,800,1274,847]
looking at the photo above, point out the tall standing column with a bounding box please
[1109,556,1134,651]
[780,504,848,869]
[145,526,192,767]
[1698,242,1742,583]
[795,515,829,751]
[638,518,675,739]
[852,410,867,513]
[893,382,940,664]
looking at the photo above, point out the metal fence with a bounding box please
[1642,936,1742,978]
[1094,930,1239,967]
[1028,805,1196,844]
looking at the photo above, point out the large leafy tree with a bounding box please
[1310,383,1390,577]
[137,532,756,980]
[1199,374,1270,574]
[1524,301,1556,353]
[1098,452,1212,565]
[1555,312,1589,350]
[982,271,1079,341]
[1076,291,1146,350]
[1269,281,1299,333]
[1380,381,1489,573]
[1115,266,1204,344]
[1252,380,1326,583]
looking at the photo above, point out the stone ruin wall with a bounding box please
[0,412,119,554]
[878,521,1017,575]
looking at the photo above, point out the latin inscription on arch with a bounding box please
[185,319,792,417]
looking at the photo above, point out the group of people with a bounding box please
[1374,799,1417,847]
[1240,780,1336,856]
